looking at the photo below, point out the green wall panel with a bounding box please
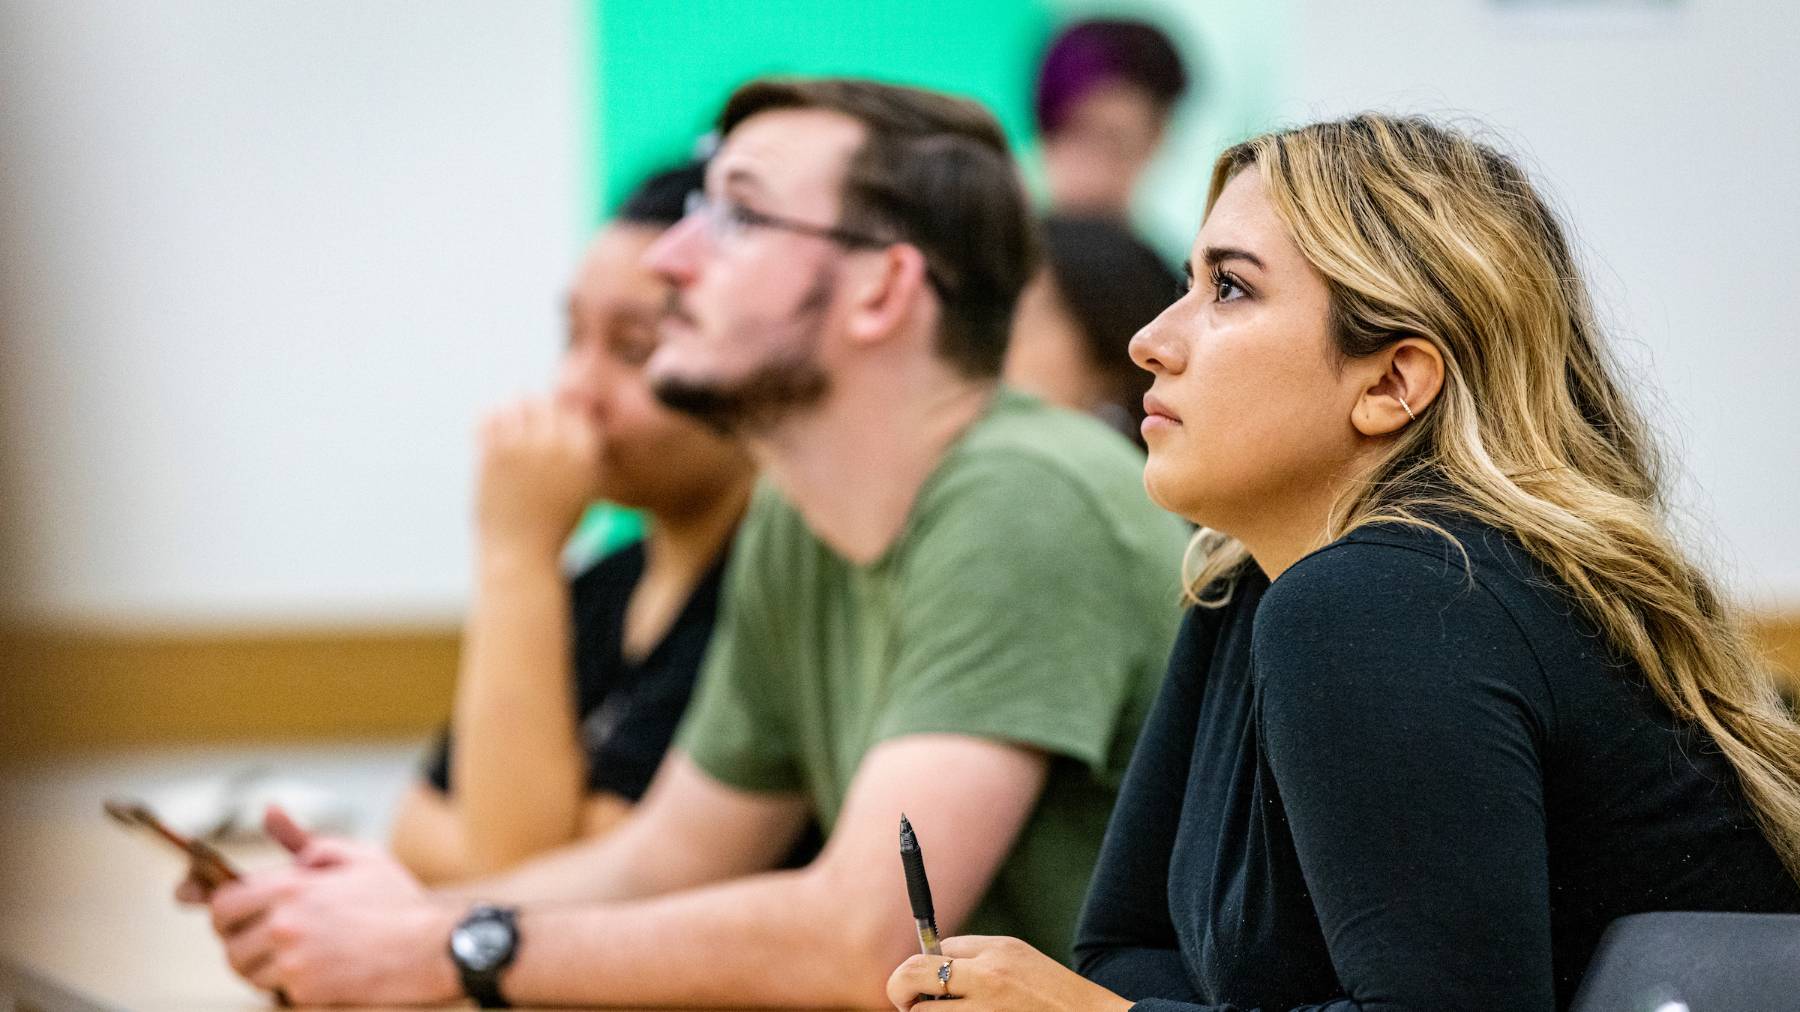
[589,0,1054,220]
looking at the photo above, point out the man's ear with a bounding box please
[844,244,933,346]
[1350,337,1444,437]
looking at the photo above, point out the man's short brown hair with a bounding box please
[719,77,1040,379]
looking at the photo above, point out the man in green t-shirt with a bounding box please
[189,77,1186,1009]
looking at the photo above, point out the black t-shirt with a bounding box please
[1074,518,1800,1011]
[424,540,725,802]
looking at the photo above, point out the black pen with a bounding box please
[899,813,942,956]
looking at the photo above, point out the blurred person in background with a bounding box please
[887,113,1800,1011]
[386,162,760,884]
[1005,214,1179,448]
[1035,17,1189,220]
[182,77,1185,1009]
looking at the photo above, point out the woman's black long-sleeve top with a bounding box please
[1074,519,1800,1010]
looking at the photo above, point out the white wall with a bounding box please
[1282,0,1800,606]
[0,1,588,625]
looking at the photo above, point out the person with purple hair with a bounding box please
[1035,17,1190,218]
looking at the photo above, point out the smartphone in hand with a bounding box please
[103,797,241,890]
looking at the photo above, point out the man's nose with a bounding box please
[643,213,708,286]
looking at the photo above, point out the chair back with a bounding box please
[1570,911,1800,1012]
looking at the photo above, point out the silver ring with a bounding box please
[937,958,953,995]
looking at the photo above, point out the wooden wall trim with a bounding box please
[1755,613,1800,687]
[0,613,1794,761]
[0,625,460,759]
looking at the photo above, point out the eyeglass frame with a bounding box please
[682,190,950,298]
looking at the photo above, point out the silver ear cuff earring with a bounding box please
[1398,395,1418,422]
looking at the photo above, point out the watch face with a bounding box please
[452,918,513,972]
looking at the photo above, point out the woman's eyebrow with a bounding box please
[1201,245,1266,270]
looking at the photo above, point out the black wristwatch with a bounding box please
[448,903,519,1008]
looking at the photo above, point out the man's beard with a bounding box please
[652,268,834,436]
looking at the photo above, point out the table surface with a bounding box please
[0,746,831,1012]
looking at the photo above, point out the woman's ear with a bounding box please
[845,244,932,346]
[1351,337,1444,437]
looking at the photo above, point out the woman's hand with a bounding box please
[475,396,605,561]
[886,935,1135,1012]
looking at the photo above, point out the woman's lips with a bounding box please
[1142,392,1181,424]
[1141,393,1180,438]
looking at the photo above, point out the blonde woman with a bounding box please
[887,114,1800,1010]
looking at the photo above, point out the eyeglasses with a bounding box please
[682,190,951,297]
[684,190,891,249]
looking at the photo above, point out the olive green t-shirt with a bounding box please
[675,388,1187,961]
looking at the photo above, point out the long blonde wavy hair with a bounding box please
[1184,114,1800,876]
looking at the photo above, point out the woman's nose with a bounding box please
[1129,307,1186,375]
[554,350,611,420]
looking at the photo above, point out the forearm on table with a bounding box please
[450,547,587,874]
[446,758,805,906]
[441,815,651,905]
[494,737,1048,1008]
[391,786,634,886]
[389,785,475,884]
[503,864,913,1009]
